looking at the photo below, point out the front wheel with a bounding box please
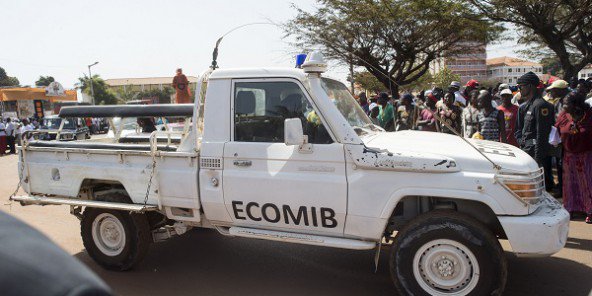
[389,211,507,296]
[81,208,151,271]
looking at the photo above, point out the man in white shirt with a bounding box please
[5,118,16,154]
[449,81,467,107]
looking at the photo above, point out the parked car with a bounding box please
[39,115,90,141]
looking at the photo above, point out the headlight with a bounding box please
[496,168,545,205]
[60,133,74,140]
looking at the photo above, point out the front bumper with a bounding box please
[498,192,569,257]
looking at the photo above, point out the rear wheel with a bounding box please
[389,211,506,296]
[81,208,151,271]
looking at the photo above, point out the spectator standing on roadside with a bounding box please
[477,91,506,142]
[555,92,592,223]
[437,92,463,135]
[515,71,555,190]
[545,79,570,196]
[378,92,395,131]
[462,90,480,138]
[448,81,467,107]
[396,94,415,131]
[5,118,16,154]
[497,89,519,146]
[358,92,370,115]
[0,119,6,155]
[417,92,438,132]
[463,79,479,100]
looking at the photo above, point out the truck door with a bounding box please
[223,79,347,236]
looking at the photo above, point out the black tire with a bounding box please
[81,208,151,271]
[390,211,507,296]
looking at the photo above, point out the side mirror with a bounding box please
[284,118,305,146]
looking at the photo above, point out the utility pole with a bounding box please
[87,62,99,105]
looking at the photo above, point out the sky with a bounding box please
[0,0,520,89]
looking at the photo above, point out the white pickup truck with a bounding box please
[12,52,569,296]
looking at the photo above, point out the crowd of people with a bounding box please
[0,117,37,156]
[357,73,592,223]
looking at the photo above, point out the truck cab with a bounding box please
[12,52,569,296]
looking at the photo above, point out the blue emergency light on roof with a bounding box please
[295,54,307,68]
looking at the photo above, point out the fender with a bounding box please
[379,187,505,220]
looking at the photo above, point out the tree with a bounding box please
[469,0,592,82]
[35,76,55,87]
[77,74,118,105]
[285,0,501,94]
[402,71,433,92]
[137,87,175,104]
[0,67,20,87]
[432,67,461,89]
[538,54,564,77]
[351,71,388,94]
[115,87,140,104]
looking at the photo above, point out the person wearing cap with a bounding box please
[497,88,519,146]
[448,81,467,107]
[515,71,555,190]
[463,79,479,100]
[545,79,570,115]
[545,79,570,196]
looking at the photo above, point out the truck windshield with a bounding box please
[43,118,76,129]
[320,78,379,134]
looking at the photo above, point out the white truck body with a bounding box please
[13,53,569,295]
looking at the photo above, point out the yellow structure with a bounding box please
[0,87,77,102]
[0,87,77,118]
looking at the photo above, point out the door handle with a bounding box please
[233,160,252,167]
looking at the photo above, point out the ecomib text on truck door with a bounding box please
[11,51,569,296]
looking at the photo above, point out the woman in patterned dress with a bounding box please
[555,92,592,223]
[436,92,462,135]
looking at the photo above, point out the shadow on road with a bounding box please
[75,228,592,296]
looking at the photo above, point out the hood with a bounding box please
[363,131,539,173]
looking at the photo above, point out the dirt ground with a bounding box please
[1,153,591,296]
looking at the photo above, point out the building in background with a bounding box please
[578,64,592,79]
[104,76,198,104]
[105,76,197,93]
[487,57,543,85]
[431,42,487,84]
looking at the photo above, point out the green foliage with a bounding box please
[285,0,501,92]
[469,0,592,81]
[539,55,565,77]
[137,87,175,104]
[115,87,140,104]
[402,71,433,92]
[432,67,461,90]
[0,67,20,87]
[35,76,55,87]
[77,74,118,105]
[352,71,388,94]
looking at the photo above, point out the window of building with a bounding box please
[508,68,512,73]
[234,81,332,144]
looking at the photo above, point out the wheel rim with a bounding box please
[91,213,126,256]
[412,239,480,295]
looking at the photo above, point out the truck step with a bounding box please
[228,227,376,250]
[11,195,158,212]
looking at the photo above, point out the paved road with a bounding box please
[1,153,591,295]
